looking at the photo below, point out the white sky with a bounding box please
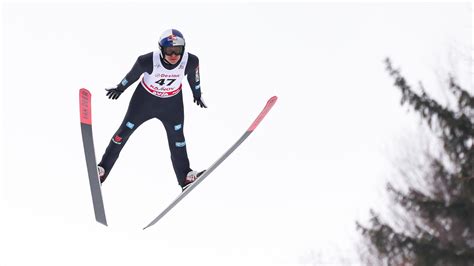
[1,1,472,265]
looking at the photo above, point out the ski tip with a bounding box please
[266,96,278,109]
[80,88,91,95]
[248,96,278,132]
[79,88,92,125]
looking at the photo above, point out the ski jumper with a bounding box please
[99,51,201,187]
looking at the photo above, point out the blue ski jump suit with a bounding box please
[98,51,202,187]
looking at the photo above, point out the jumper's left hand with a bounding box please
[105,86,124,100]
[193,96,207,108]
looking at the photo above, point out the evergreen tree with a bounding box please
[357,58,474,266]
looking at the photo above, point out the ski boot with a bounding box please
[182,170,205,191]
[97,165,106,184]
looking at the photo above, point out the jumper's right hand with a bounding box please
[105,86,124,100]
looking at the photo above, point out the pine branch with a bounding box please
[448,76,474,113]
[358,211,474,265]
[384,58,473,138]
[388,183,474,221]
[384,58,473,176]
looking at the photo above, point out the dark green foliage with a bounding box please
[357,58,474,266]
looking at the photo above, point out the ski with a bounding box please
[143,96,278,229]
[79,88,107,226]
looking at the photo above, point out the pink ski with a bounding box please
[143,96,278,229]
[79,88,107,226]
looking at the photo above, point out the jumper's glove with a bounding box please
[105,86,124,100]
[193,95,207,108]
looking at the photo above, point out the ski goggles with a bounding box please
[162,46,184,56]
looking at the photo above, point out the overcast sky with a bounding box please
[1,1,472,265]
